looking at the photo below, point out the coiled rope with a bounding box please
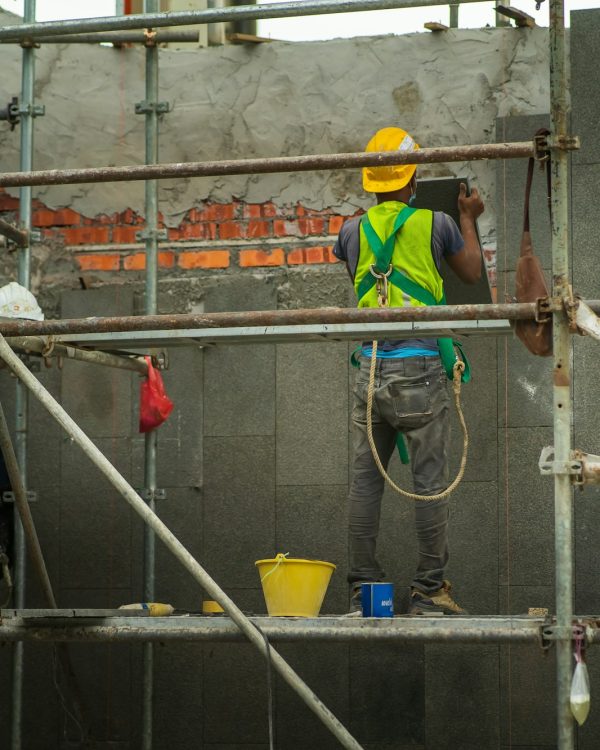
[366,339,468,501]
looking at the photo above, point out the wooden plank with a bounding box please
[424,21,449,31]
[226,32,274,44]
[495,5,536,28]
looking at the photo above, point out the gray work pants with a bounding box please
[347,355,450,595]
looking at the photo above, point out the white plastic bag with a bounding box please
[0,282,44,320]
[570,660,591,726]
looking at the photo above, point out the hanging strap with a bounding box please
[523,128,552,236]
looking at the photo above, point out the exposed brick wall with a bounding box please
[0,189,497,290]
[0,189,361,277]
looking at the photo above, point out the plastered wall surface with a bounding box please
[0,8,597,750]
[0,20,550,241]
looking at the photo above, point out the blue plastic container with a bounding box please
[361,582,394,617]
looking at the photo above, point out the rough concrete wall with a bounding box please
[0,26,550,243]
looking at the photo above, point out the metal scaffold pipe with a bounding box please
[141,1,160,745]
[0,615,589,644]
[5,30,201,44]
[0,333,365,750]
[11,1,36,746]
[4,336,148,374]
[0,142,536,189]
[0,301,598,339]
[0,219,28,248]
[549,0,574,744]
[0,0,488,40]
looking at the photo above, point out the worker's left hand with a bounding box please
[458,182,484,220]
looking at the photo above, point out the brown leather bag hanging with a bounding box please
[514,130,553,357]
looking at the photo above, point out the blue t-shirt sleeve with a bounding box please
[431,212,464,272]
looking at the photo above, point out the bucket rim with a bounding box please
[255,557,336,570]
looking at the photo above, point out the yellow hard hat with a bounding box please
[362,127,420,193]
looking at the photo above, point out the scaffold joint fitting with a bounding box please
[135,228,168,242]
[135,100,170,115]
[547,134,580,151]
[2,490,37,504]
[138,488,167,502]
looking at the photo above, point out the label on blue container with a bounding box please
[361,582,394,617]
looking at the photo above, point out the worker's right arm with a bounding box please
[446,182,485,285]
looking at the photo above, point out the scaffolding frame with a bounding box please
[0,0,585,748]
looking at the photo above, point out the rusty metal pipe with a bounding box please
[0,302,548,338]
[6,30,201,44]
[0,219,27,248]
[0,615,559,644]
[4,337,148,374]
[0,142,535,189]
[4,299,600,338]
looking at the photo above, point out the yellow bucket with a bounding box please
[255,553,336,617]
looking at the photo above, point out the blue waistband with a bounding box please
[361,345,439,359]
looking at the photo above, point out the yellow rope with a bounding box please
[366,339,468,501]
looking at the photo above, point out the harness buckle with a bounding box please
[370,264,393,307]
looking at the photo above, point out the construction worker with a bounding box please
[333,127,484,615]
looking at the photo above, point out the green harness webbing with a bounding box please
[352,208,472,465]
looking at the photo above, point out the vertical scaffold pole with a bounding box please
[549,0,574,747]
[11,1,36,748]
[142,2,160,748]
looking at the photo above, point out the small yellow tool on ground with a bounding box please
[119,602,174,616]
[202,600,224,614]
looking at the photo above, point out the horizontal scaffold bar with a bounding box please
[52,319,513,350]
[4,301,600,338]
[22,30,201,44]
[5,336,148,374]
[0,303,541,338]
[0,0,488,41]
[0,218,28,248]
[0,613,598,644]
[0,142,535,189]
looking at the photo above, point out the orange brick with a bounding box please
[123,253,145,270]
[247,220,270,238]
[239,248,285,268]
[159,251,175,268]
[305,246,327,264]
[262,202,278,218]
[242,203,262,219]
[178,251,230,269]
[298,218,324,235]
[219,221,243,240]
[119,208,144,225]
[273,219,300,237]
[32,210,57,227]
[76,253,120,271]
[286,248,305,265]
[328,216,344,234]
[325,246,338,263]
[112,226,139,244]
[122,251,175,270]
[197,203,236,222]
[61,227,110,245]
[0,190,19,211]
[52,208,81,226]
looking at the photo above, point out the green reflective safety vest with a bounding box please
[352,201,470,385]
[354,201,443,309]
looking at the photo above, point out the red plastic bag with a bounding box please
[139,356,174,433]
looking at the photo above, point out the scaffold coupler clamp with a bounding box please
[541,621,592,652]
[539,446,600,488]
[369,263,393,307]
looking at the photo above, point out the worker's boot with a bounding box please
[409,580,468,615]
[344,585,363,617]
